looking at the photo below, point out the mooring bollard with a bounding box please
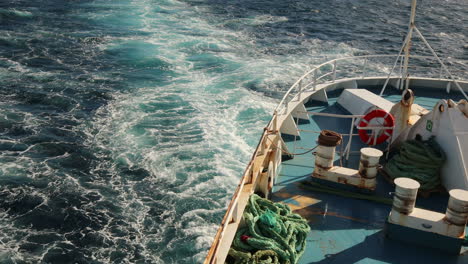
[314,130,342,170]
[445,189,468,237]
[392,178,420,214]
[315,144,335,169]
[359,148,383,188]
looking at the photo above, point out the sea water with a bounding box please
[0,0,466,263]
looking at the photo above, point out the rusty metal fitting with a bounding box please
[401,89,414,107]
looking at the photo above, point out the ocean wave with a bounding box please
[0,0,466,263]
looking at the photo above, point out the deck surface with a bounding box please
[271,88,468,264]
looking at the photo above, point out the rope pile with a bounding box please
[227,194,310,264]
[384,137,446,192]
[317,130,342,147]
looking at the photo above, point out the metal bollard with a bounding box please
[314,130,342,170]
[445,189,468,237]
[359,148,383,179]
[315,145,335,169]
[392,178,420,215]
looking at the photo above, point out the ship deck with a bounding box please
[271,87,468,264]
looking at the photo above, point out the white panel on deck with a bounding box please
[406,100,468,191]
[438,108,468,191]
[308,88,328,103]
[280,115,300,136]
[291,103,309,120]
[337,89,394,115]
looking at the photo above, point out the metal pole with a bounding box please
[414,27,468,100]
[293,116,299,153]
[399,56,404,90]
[346,117,355,161]
[332,60,337,82]
[313,70,317,90]
[402,0,417,92]
[362,57,368,79]
[379,40,409,96]
[298,80,302,101]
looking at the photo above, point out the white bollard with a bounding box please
[392,178,420,215]
[445,189,468,237]
[315,145,335,169]
[314,130,342,170]
[359,148,383,179]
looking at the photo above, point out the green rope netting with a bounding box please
[226,194,310,264]
[384,137,446,191]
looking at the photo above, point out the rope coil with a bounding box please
[227,194,310,264]
[384,137,446,192]
[317,130,342,147]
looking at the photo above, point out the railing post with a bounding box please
[293,116,299,153]
[313,70,318,90]
[439,63,444,79]
[298,79,302,101]
[272,112,278,132]
[231,202,239,223]
[258,136,265,156]
[346,117,355,161]
[332,60,337,83]
[399,56,404,90]
[361,57,368,79]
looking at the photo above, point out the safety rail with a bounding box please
[207,54,466,264]
[205,116,280,264]
[207,3,468,261]
[291,112,394,162]
[274,54,468,117]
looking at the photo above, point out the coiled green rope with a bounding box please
[227,194,310,264]
[384,137,446,192]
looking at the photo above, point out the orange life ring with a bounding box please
[358,109,394,145]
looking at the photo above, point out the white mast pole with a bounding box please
[402,0,417,91]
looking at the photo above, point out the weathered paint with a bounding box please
[315,145,336,169]
[392,178,420,214]
[445,189,468,236]
[206,83,468,263]
[405,99,468,191]
[312,146,380,190]
[359,148,383,179]
[272,90,468,264]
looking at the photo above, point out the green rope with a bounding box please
[227,194,310,264]
[228,248,280,264]
[384,137,446,192]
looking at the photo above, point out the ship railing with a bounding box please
[205,115,280,264]
[275,54,468,116]
[291,112,394,162]
[206,54,466,264]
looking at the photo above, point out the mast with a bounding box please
[402,0,417,91]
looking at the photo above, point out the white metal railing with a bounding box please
[206,115,279,264]
[291,112,394,162]
[274,54,468,117]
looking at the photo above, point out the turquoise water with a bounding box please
[0,0,466,263]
